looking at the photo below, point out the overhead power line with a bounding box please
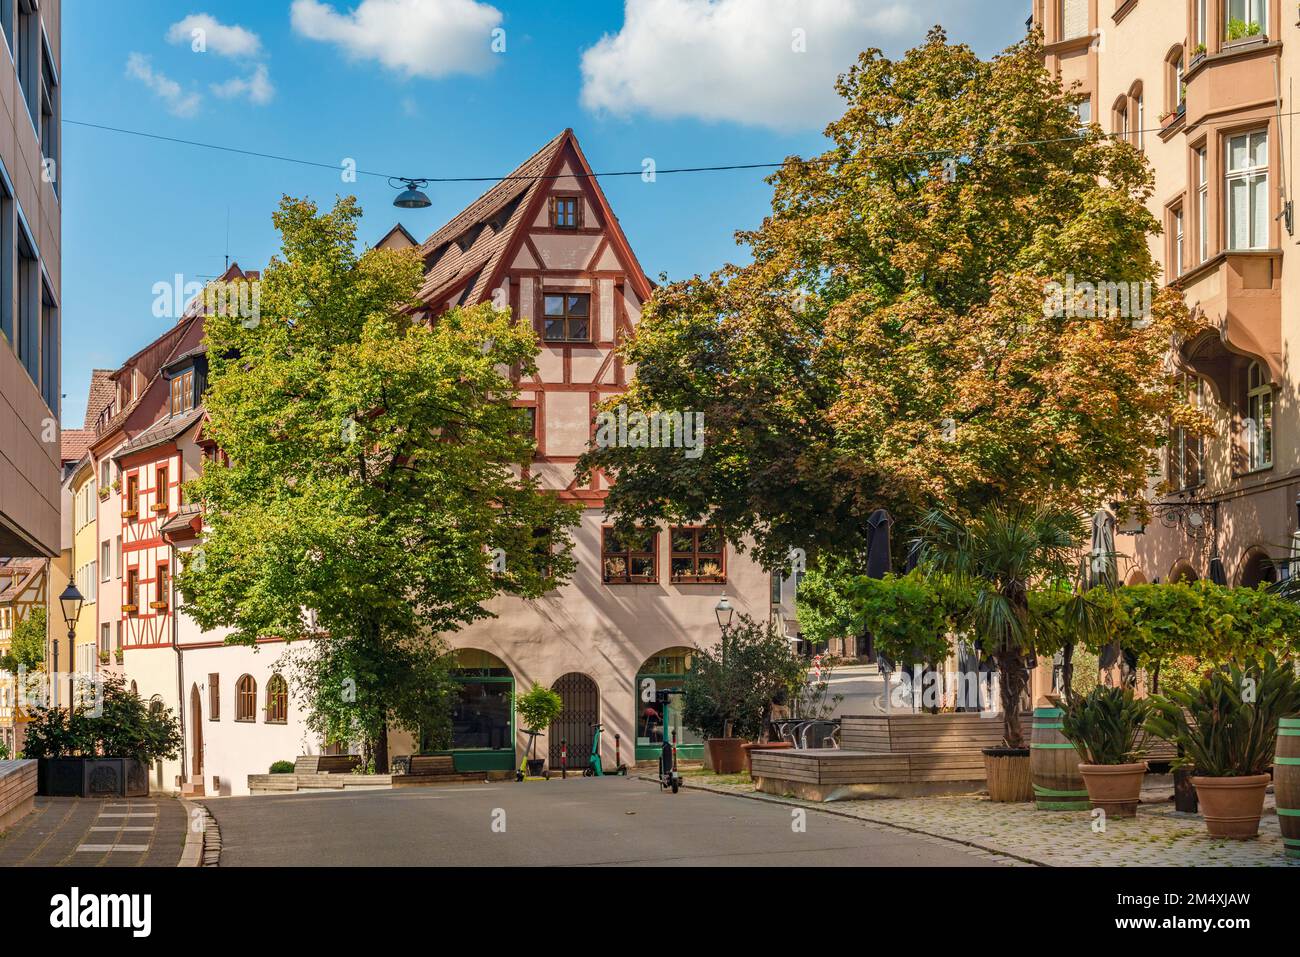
[65,111,1300,187]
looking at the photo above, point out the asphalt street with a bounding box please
[207,776,1002,866]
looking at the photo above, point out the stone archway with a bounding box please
[1238,548,1278,588]
[548,672,599,770]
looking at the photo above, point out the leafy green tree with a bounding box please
[577,29,1203,571]
[180,197,581,771]
[4,607,46,672]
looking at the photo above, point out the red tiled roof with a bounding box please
[416,130,568,306]
[60,429,93,464]
[83,369,116,430]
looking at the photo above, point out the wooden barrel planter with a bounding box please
[1030,706,1087,811]
[1278,716,1300,860]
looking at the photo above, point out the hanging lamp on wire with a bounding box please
[391,177,432,209]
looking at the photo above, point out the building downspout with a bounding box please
[170,534,187,790]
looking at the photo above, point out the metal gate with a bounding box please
[548,673,599,770]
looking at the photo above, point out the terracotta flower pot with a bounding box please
[983,747,1032,802]
[741,741,793,774]
[1078,762,1148,818]
[706,737,747,774]
[1191,774,1270,839]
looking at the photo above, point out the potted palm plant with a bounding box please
[1059,686,1151,817]
[516,684,564,777]
[917,503,1087,802]
[1146,656,1300,838]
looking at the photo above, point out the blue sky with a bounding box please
[61,0,1030,426]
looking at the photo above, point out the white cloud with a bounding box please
[167,13,264,58]
[290,0,503,79]
[211,63,275,105]
[579,0,917,131]
[125,53,202,118]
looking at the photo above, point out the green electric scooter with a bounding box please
[582,723,628,776]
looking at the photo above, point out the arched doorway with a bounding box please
[1125,569,1148,586]
[634,648,703,762]
[189,684,203,781]
[548,673,599,770]
[1169,560,1198,583]
[1238,548,1278,588]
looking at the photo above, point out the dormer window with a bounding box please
[550,195,580,229]
[171,368,194,416]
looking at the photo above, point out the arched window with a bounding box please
[129,680,138,696]
[265,674,288,724]
[149,694,164,716]
[1246,361,1273,469]
[235,674,257,722]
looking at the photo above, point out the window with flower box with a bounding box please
[669,526,726,583]
[602,527,658,584]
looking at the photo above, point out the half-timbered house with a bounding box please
[384,129,770,772]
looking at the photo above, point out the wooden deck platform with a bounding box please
[752,712,1033,802]
[750,748,990,801]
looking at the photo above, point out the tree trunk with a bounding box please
[1061,641,1075,702]
[996,648,1029,748]
[374,714,390,773]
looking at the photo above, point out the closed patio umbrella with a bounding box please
[1209,555,1228,586]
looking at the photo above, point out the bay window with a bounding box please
[1226,130,1268,250]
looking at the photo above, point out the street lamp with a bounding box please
[57,579,84,708]
[714,594,734,633]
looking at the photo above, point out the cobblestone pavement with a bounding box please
[682,776,1300,867]
[0,797,187,867]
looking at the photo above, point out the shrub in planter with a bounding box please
[24,675,182,796]
[683,614,806,773]
[1059,686,1151,817]
[270,760,296,774]
[1147,656,1300,838]
[516,683,563,776]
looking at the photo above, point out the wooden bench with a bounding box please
[750,748,990,801]
[406,755,455,776]
[841,712,1033,753]
[294,754,361,775]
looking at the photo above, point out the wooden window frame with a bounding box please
[265,674,288,725]
[124,569,139,614]
[153,464,169,514]
[123,474,139,518]
[235,674,257,722]
[541,291,591,343]
[151,563,169,611]
[669,526,727,583]
[170,369,194,416]
[209,673,221,721]
[601,526,659,584]
[549,194,581,229]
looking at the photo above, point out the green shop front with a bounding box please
[420,649,516,773]
[634,647,704,763]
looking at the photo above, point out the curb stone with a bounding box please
[637,774,1034,867]
[177,801,221,867]
[178,799,203,867]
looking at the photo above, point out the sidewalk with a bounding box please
[0,796,188,867]
[679,774,1300,867]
